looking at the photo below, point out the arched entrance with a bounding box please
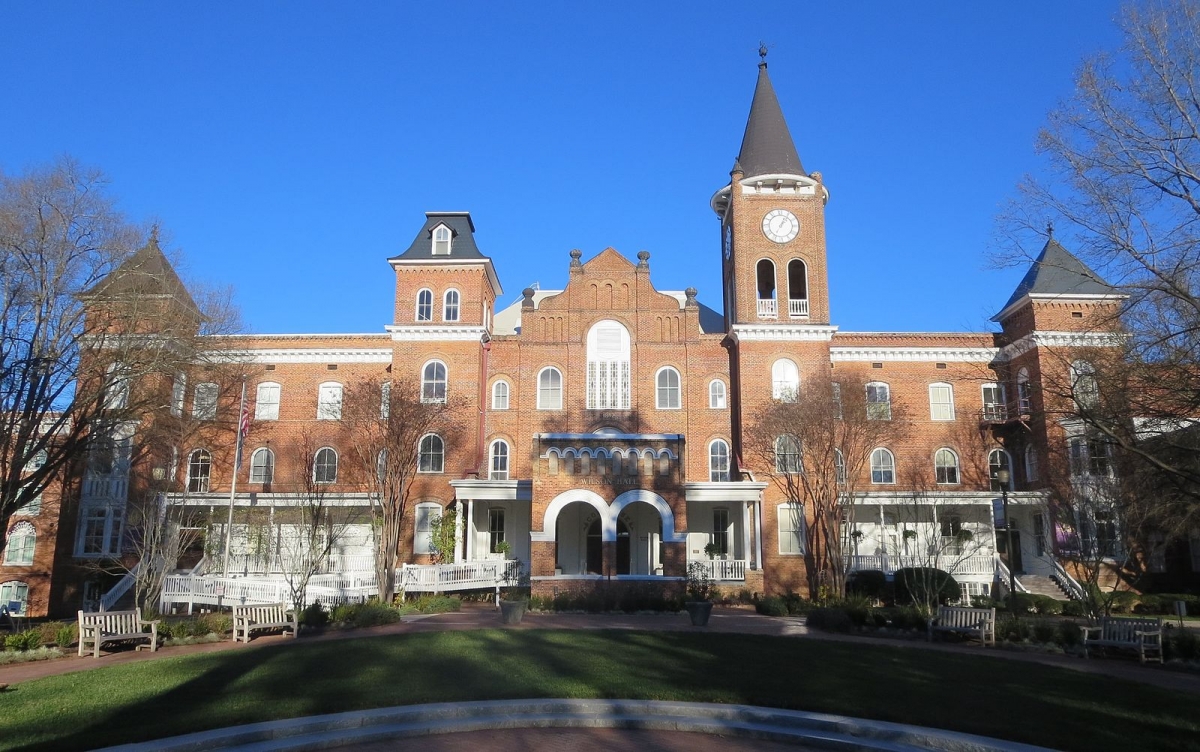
[616,501,665,576]
[586,517,603,574]
[554,500,606,575]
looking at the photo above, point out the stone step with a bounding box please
[1016,574,1069,600]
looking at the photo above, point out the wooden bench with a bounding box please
[928,606,995,646]
[1080,616,1163,664]
[232,602,297,643]
[77,610,159,658]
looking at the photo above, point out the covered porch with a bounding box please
[683,481,767,582]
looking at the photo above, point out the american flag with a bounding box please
[234,382,250,472]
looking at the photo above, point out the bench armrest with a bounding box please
[1134,629,1162,638]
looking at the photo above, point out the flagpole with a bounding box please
[222,380,248,577]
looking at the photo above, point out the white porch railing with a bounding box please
[982,404,1008,422]
[399,560,523,593]
[688,559,747,581]
[788,298,809,317]
[845,553,995,577]
[995,558,1029,596]
[224,553,375,576]
[159,572,378,611]
[83,475,128,501]
[100,563,139,611]
[757,299,777,318]
[1051,557,1086,600]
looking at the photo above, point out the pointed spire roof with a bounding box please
[993,236,1119,321]
[83,230,199,314]
[737,59,805,179]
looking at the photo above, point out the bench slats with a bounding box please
[929,606,995,646]
[1081,616,1163,664]
[232,602,298,643]
[77,610,158,658]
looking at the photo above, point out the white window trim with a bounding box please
[771,358,799,402]
[171,372,187,417]
[655,366,682,410]
[421,360,448,404]
[415,288,434,322]
[313,447,338,484]
[4,522,35,565]
[443,288,461,322]
[186,449,212,493]
[414,502,442,554]
[928,382,955,421]
[249,447,274,484]
[708,439,731,482]
[870,447,896,485]
[989,448,1013,490]
[255,381,281,421]
[418,433,445,474]
[192,382,219,420]
[709,379,727,409]
[777,502,805,555]
[866,382,891,420]
[489,439,510,480]
[934,447,960,485]
[317,381,343,420]
[0,581,29,616]
[432,224,452,256]
[492,380,510,410]
[537,366,563,411]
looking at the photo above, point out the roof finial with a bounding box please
[1046,221,1054,239]
[758,42,768,68]
[148,223,160,247]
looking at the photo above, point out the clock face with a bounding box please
[723,225,732,259]
[762,209,800,243]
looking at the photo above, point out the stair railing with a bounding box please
[99,562,140,611]
[1050,557,1086,601]
[994,556,1028,597]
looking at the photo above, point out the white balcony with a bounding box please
[788,298,809,318]
[757,299,777,318]
[845,552,995,577]
[689,558,748,581]
[83,474,128,502]
[981,404,1008,422]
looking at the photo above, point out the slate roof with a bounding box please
[390,212,491,262]
[995,237,1117,319]
[737,62,805,179]
[83,234,199,313]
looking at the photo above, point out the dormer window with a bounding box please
[432,225,451,255]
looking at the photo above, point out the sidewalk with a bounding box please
[4,604,1199,696]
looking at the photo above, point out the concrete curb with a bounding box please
[94,698,1056,752]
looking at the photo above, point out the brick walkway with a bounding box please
[3,604,1199,697]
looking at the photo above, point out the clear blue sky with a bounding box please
[0,2,1124,335]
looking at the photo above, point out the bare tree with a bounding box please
[747,376,907,598]
[342,376,458,604]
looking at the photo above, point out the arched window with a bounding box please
[187,449,211,493]
[656,367,681,409]
[929,382,954,421]
[492,380,510,410]
[1016,367,1032,414]
[1024,444,1039,483]
[709,439,731,482]
[870,448,895,484]
[709,380,727,409]
[255,382,281,420]
[313,448,338,484]
[489,439,509,480]
[421,361,447,403]
[538,367,563,410]
[1071,360,1099,410]
[317,381,343,419]
[989,449,1012,491]
[4,522,35,565]
[772,359,799,401]
[756,258,777,318]
[249,448,274,484]
[0,582,28,616]
[866,382,891,420]
[104,362,130,410]
[775,435,803,474]
[418,434,445,473]
[787,259,809,317]
[586,320,631,409]
[934,448,959,485]
[414,502,441,554]
[193,382,218,420]
[443,289,460,322]
[432,225,451,255]
[416,289,434,321]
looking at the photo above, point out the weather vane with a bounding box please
[1046,221,1054,238]
[759,42,768,62]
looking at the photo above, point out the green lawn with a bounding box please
[2,630,1197,751]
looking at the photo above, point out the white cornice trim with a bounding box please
[997,331,1125,361]
[845,490,1047,505]
[169,492,376,507]
[448,479,533,501]
[992,291,1128,323]
[730,324,838,342]
[830,346,998,363]
[208,348,392,364]
[205,333,389,340]
[387,258,503,297]
[683,481,768,502]
[385,325,487,342]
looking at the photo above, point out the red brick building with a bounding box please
[7,58,1134,618]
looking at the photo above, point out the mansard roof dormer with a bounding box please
[389,211,502,297]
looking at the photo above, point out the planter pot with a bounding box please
[499,599,528,625]
[685,601,714,627]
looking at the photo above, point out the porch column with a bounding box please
[742,502,753,568]
[453,499,465,563]
[754,500,763,571]
[466,500,474,561]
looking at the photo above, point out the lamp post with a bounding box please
[997,468,1016,616]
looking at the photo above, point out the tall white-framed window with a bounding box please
[989,449,1012,491]
[489,507,506,554]
[421,361,447,403]
[928,382,954,421]
[171,372,187,417]
[317,381,343,419]
[1016,367,1032,414]
[1069,435,1113,478]
[492,380,510,410]
[981,382,1006,421]
[709,439,731,482]
[775,434,803,474]
[187,449,211,493]
[103,362,130,410]
[866,382,891,420]
[834,449,847,484]
[416,289,434,321]
[771,358,799,401]
[712,508,731,556]
[870,448,895,484]
[249,448,274,484]
[709,380,727,409]
[655,366,682,409]
[778,503,805,554]
[1070,360,1099,410]
[1024,444,1040,482]
[313,447,338,484]
[77,504,123,556]
[255,382,281,420]
[489,439,509,480]
[380,381,391,419]
[432,224,451,255]
[832,382,843,419]
[586,321,631,410]
[537,367,563,410]
[17,450,47,516]
[4,522,35,565]
[418,434,445,473]
[934,448,959,484]
[0,581,28,615]
[193,382,218,420]
[443,289,460,322]
[413,502,441,554]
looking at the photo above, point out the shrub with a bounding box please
[806,607,853,633]
[55,623,77,648]
[1166,625,1200,661]
[1031,619,1057,644]
[892,568,960,607]
[348,602,401,627]
[5,629,42,652]
[1005,593,1037,615]
[846,570,888,601]
[1032,595,1063,616]
[997,615,1030,643]
[755,596,788,616]
[1062,599,1087,617]
[971,595,997,609]
[398,594,462,615]
[890,606,929,631]
[1056,619,1082,647]
[782,591,812,615]
[200,613,232,636]
[839,595,873,628]
[299,602,328,628]
[0,646,62,664]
